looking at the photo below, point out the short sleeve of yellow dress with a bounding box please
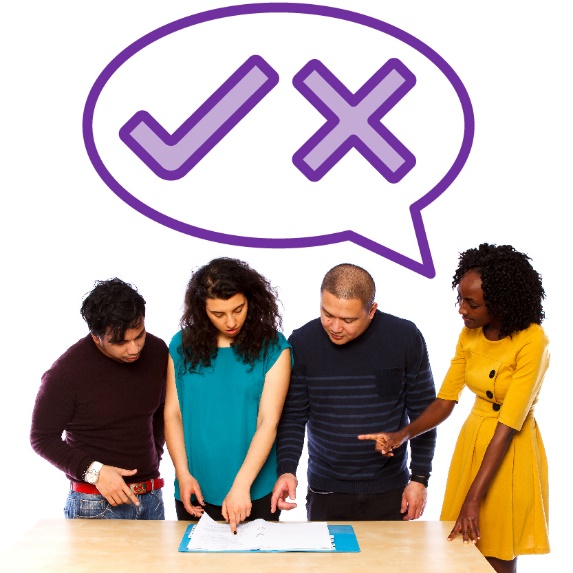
[437,324,550,561]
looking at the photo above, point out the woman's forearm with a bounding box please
[465,421,515,502]
[164,409,192,479]
[232,348,291,491]
[403,398,456,441]
[231,421,278,490]
[164,356,192,479]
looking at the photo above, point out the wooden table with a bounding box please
[0,519,492,572]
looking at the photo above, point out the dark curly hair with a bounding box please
[80,278,145,342]
[453,243,545,339]
[179,258,282,371]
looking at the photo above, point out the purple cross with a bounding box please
[292,58,416,182]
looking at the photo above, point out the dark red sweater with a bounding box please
[30,333,168,483]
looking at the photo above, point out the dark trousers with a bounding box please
[306,486,406,521]
[175,492,280,522]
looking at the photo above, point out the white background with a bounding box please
[1,1,570,571]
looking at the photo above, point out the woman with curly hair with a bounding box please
[164,258,291,533]
[359,243,549,573]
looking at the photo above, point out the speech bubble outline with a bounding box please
[83,3,474,278]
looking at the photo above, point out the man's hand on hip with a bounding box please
[96,465,140,506]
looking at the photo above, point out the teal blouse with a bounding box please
[169,330,291,505]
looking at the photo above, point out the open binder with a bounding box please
[178,518,360,553]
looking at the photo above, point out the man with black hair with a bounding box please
[31,278,168,519]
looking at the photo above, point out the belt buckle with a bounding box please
[130,482,148,494]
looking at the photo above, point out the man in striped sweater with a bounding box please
[271,263,436,521]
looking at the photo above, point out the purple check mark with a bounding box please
[292,58,416,182]
[119,55,279,181]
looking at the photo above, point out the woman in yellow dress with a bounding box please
[359,243,549,573]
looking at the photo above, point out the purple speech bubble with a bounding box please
[83,3,474,278]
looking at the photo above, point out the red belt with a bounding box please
[71,478,164,495]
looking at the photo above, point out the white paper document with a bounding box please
[186,512,334,552]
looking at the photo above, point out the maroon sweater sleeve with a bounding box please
[30,334,168,483]
[152,378,166,462]
[30,344,92,480]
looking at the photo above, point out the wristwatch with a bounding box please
[85,461,103,484]
[410,474,429,488]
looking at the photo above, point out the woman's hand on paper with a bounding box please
[222,486,252,533]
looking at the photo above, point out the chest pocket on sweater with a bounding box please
[376,368,405,398]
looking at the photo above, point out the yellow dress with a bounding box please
[438,324,550,561]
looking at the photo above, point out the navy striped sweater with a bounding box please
[276,311,436,494]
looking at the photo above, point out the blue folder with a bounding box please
[178,523,360,553]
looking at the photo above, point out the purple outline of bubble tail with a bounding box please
[338,208,434,278]
[108,189,436,277]
[292,57,416,182]
[118,55,279,180]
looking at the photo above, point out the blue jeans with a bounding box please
[64,488,165,520]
